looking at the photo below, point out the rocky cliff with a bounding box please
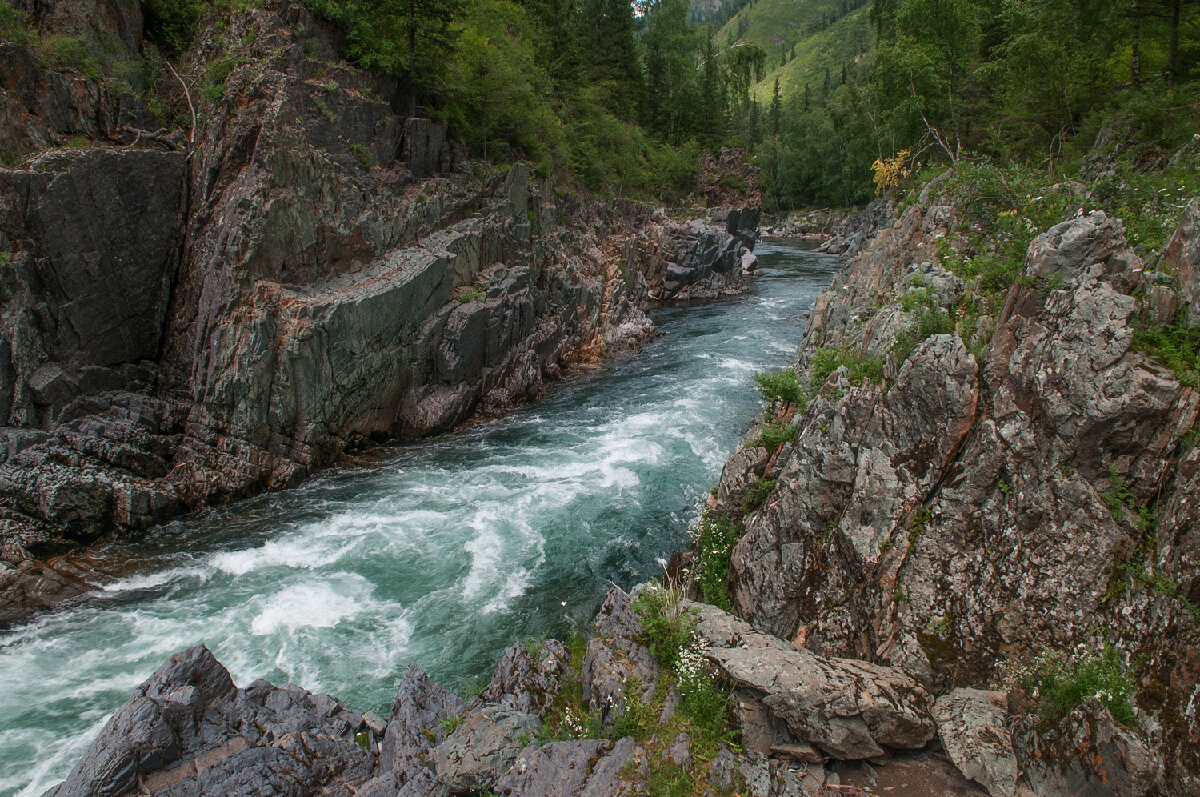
[705,176,1200,794]
[0,1,758,626]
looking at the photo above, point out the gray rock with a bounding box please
[476,639,570,716]
[684,600,936,759]
[1012,700,1158,797]
[933,688,1019,797]
[431,705,539,793]
[381,664,464,789]
[44,645,373,797]
[494,739,610,796]
[1162,197,1200,320]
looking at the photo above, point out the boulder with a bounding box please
[44,645,373,797]
[933,688,1019,797]
[431,705,540,793]
[684,600,936,759]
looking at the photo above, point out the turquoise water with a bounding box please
[0,241,836,796]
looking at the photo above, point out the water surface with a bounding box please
[0,240,837,796]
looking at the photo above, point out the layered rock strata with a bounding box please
[0,2,758,625]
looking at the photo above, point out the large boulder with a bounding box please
[44,645,373,797]
[684,600,936,759]
[933,688,1019,797]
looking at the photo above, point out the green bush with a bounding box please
[0,1,31,45]
[753,367,807,409]
[751,420,796,450]
[141,0,205,54]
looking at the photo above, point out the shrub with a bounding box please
[751,420,795,450]
[809,347,884,391]
[753,367,806,409]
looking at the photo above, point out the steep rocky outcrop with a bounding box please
[708,179,1200,792]
[48,586,983,797]
[0,2,758,625]
[45,645,375,797]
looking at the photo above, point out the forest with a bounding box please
[129,0,1200,206]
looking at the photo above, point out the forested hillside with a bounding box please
[749,0,1200,209]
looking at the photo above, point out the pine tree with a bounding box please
[770,76,782,137]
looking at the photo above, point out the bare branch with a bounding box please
[166,61,197,154]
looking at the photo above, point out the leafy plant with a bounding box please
[1023,645,1136,728]
[693,512,741,611]
[753,367,806,409]
[347,142,372,169]
[750,420,795,450]
[809,347,883,391]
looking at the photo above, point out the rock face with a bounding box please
[933,689,1018,797]
[0,3,758,625]
[580,585,663,725]
[684,600,936,759]
[711,175,1200,793]
[45,645,374,797]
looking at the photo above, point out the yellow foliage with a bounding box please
[871,149,911,195]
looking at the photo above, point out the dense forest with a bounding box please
[8,0,1200,206]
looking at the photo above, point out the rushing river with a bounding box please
[0,240,837,796]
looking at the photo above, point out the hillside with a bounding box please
[713,0,873,100]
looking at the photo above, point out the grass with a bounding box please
[894,288,956,364]
[458,285,485,304]
[741,478,775,513]
[627,583,738,794]
[632,584,695,671]
[1022,645,1136,728]
[809,346,883,391]
[692,512,741,612]
[1134,311,1200,388]
[201,54,246,102]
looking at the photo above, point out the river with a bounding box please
[0,240,837,796]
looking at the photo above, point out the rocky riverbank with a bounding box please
[0,2,759,627]
[690,172,1200,794]
[45,584,989,797]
